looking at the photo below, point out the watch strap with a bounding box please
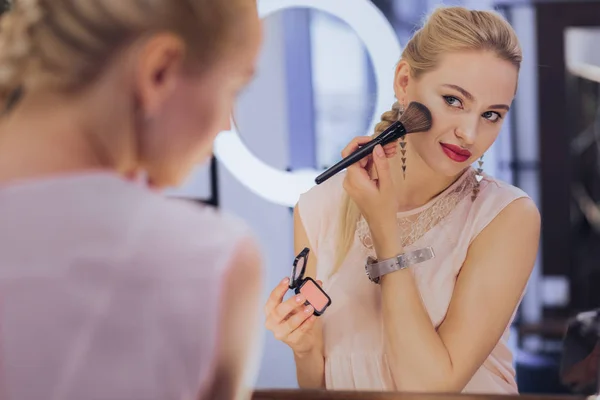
[365,247,435,284]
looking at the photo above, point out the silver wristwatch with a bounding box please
[365,247,435,284]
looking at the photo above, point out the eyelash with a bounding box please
[442,95,503,123]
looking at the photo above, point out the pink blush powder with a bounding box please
[299,280,329,312]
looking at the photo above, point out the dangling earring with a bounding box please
[398,103,407,180]
[472,155,484,201]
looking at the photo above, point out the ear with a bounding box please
[393,60,411,102]
[133,33,186,118]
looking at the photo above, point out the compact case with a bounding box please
[289,247,332,316]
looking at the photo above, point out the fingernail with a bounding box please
[375,145,384,158]
[296,295,305,303]
[282,277,289,284]
[304,305,313,314]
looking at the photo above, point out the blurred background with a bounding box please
[2,0,597,395]
[166,0,600,394]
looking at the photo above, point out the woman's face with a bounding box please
[395,50,518,178]
[137,10,262,189]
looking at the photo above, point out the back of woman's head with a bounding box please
[0,0,260,188]
[336,6,522,272]
[0,0,256,101]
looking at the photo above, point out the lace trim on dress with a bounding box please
[357,169,477,251]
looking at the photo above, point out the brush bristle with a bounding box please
[399,102,432,134]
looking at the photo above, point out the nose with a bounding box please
[454,117,478,146]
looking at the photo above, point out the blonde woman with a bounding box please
[265,6,539,394]
[0,0,263,399]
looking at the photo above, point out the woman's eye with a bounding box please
[443,95,462,108]
[482,111,501,122]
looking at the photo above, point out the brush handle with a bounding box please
[314,121,406,185]
[315,139,381,185]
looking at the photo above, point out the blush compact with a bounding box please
[289,247,332,316]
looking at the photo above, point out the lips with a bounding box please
[440,143,472,163]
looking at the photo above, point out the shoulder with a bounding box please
[129,191,260,280]
[465,178,540,280]
[478,174,530,201]
[296,171,346,218]
[468,174,539,241]
[297,171,346,211]
[70,175,261,279]
[295,172,347,249]
[478,176,539,224]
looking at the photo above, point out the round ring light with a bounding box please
[213,0,402,207]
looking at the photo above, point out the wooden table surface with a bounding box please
[252,390,585,400]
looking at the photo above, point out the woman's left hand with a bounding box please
[342,137,397,228]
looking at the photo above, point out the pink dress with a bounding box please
[0,172,257,400]
[297,168,529,394]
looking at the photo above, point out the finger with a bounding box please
[283,307,300,321]
[264,277,290,317]
[272,305,313,342]
[368,159,378,180]
[317,280,323,286]
[341,136,374,159]
[382,141,397,152]
[266,293,307,328]
[383,142,397,157]
[358,154,372,169]
[286,314,318,345]
[384,148,397,158]
[345,163,373,188]
[372,145,393,193]
[364,156,377,180]
[282,304,314,335]
[344,154,377,193]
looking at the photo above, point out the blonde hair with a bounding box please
[332,6,522,272]
[0,0,255,104]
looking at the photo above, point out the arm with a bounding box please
[372,197,540,392]
[292,205,326,389]
[202,235,264,400]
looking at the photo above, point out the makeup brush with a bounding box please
[315,101,433,185]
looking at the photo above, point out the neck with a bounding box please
[0,88,137,184]
[389,139,467,212]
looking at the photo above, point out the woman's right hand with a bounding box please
[264,277,323,356]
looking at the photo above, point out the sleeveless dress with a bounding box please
[297,167,529,394]
[0,172,259,400]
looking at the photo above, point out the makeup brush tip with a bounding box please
[401,101,433,133]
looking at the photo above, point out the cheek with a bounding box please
[170,87,224,147]
[407,130,439,160]
[191,86,233,139]
[475,126,501,152]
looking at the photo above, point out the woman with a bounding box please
[265,6,540,394]
[0,1,262,399]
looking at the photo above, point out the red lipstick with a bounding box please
[440,143,471,163]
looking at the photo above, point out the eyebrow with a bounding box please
[441,84,510,112]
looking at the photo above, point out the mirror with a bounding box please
[234,7,376,173]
